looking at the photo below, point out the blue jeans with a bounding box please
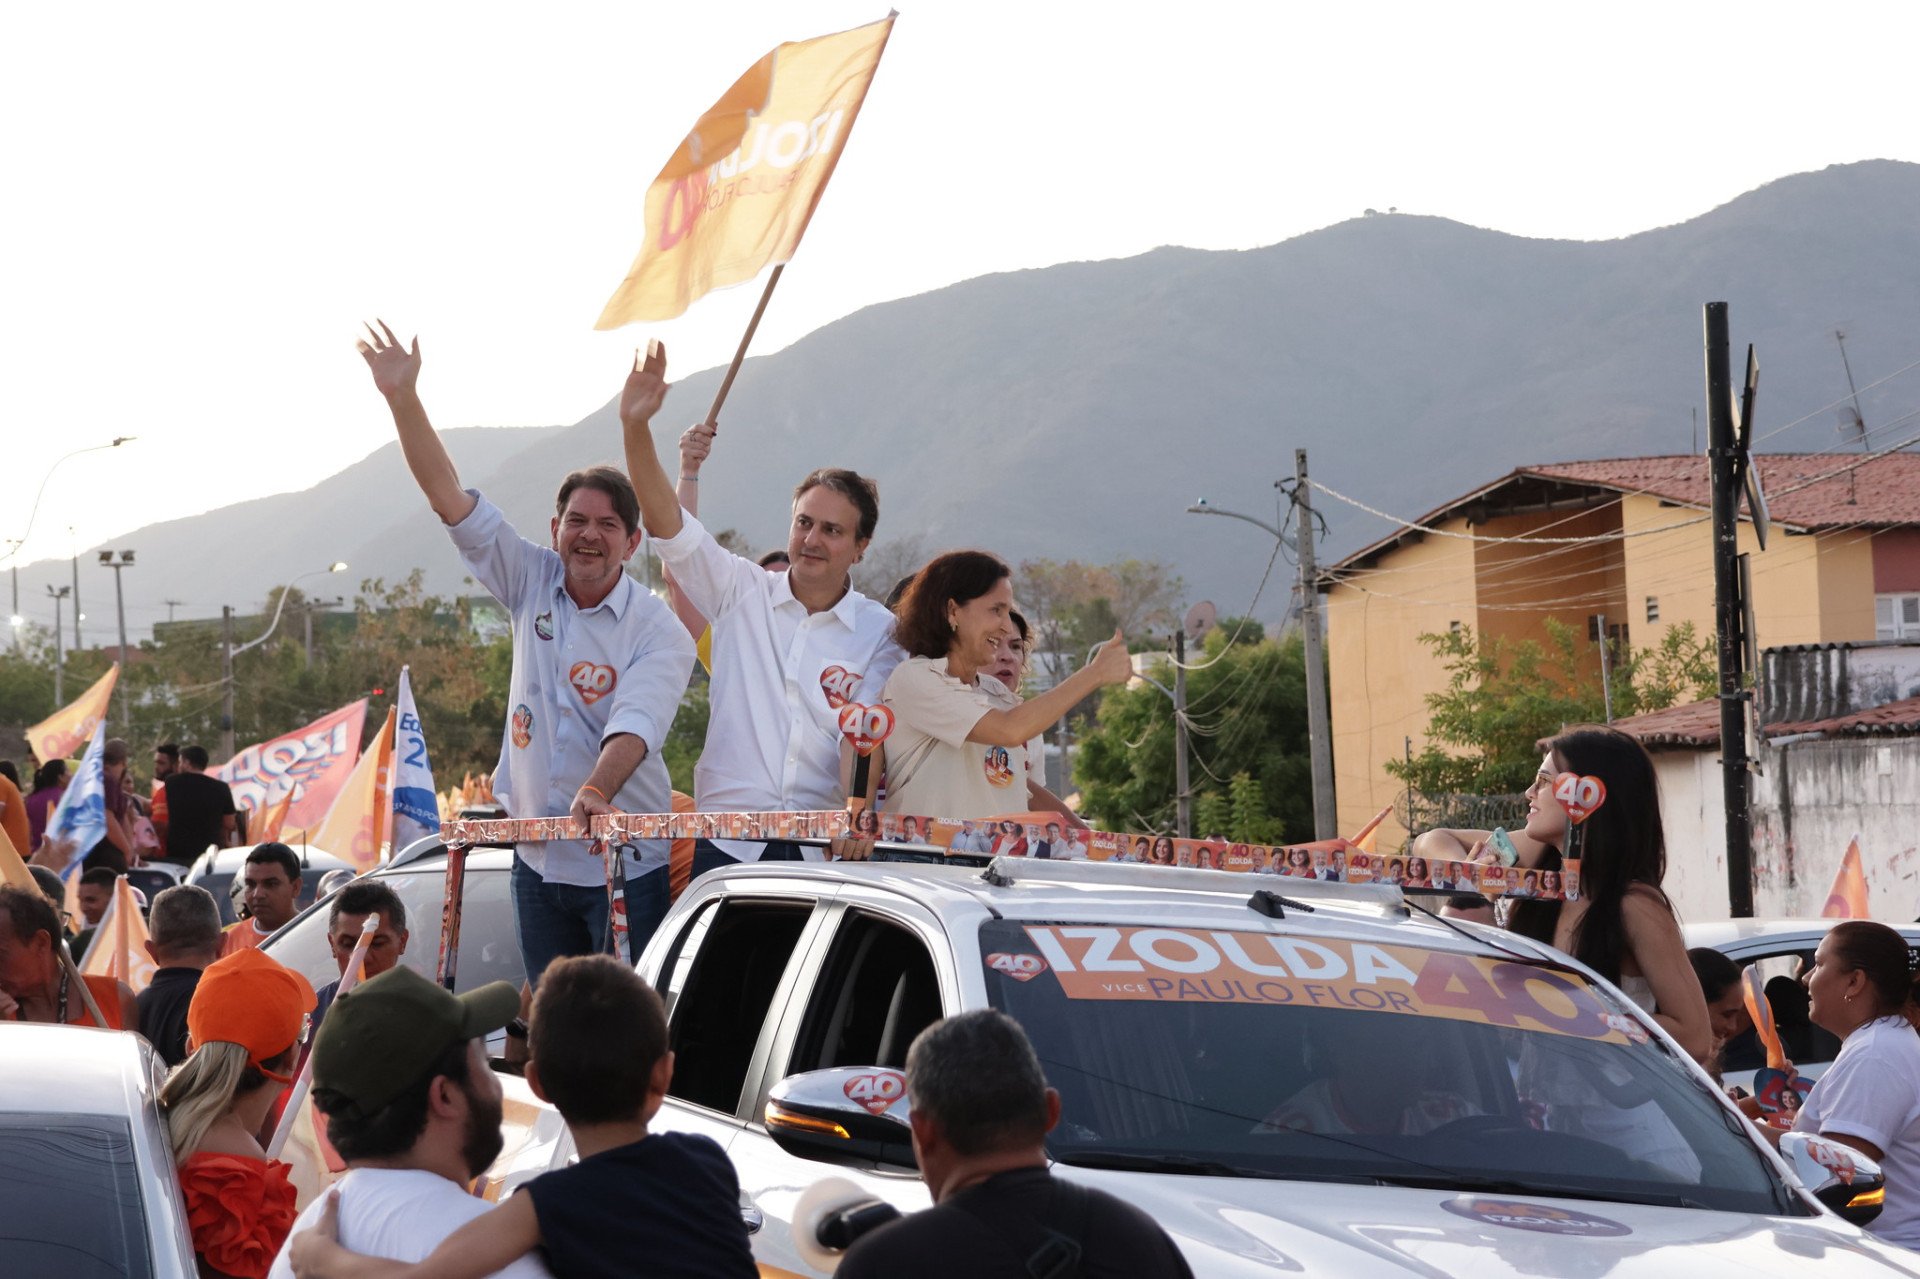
[510,853,670,987]
[690,839,806,881]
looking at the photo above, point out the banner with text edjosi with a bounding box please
[218,700,369,831]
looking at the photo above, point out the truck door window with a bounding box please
[789,912,942,1074]
[664,901,812,1115]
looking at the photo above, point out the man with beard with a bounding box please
[266,967,549,1278]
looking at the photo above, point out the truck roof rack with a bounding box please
[978,855,1408,914]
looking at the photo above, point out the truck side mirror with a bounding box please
[1779,1131,1886,1227]
[765,1067,917,1170]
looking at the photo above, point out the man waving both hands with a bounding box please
[357,321,694,981]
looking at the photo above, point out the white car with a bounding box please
[473,858,1918,1277]
[1687,919,1920,1093]
[0,1023,198,1277]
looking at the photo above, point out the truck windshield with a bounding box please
[979,919,1800,1216]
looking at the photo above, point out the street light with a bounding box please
[1186,499,1296,549]
[1186,463,1336,840]
[221,561,347,759]
[6,437,136,651]
[99,551,136,728]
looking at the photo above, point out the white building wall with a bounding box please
[1653,739,1920,922]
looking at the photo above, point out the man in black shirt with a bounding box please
[838,1011,1193,1279]
[135,885,223,1065]
[162,745,239,862]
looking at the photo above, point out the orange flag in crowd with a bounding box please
[0,825,35,892]
[595,14,895,327]
[1821,835,1870,919]
[26,663,119,762]
[1347,806,1393,855]
[79,876,157,994]
[252,790,294,844]
[313,709,396,873]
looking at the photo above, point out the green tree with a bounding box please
[1073,628,1311,842]
[1386,618,1719,797]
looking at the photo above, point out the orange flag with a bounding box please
[1821,835,1870,919]
[79,876,157,994]
[595,14,895,327]
[0,825,36,892]
[313,709,397,873]
[26,664,119,762]
[1347,806,1393,855]
[252,790,294,844]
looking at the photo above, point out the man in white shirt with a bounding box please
[269,967,550,1279]
[618,342,904,874]
[359,324,695,979]
[947,821,992,855]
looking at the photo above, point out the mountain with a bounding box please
[15,159,1920,642]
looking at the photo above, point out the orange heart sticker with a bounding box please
[1552,773,1607,825]
[838,702,895,757]
[819,664,858,709]
[569,661,617,705]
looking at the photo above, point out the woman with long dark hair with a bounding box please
[877,552,1130,820]
[1789,921,1920,1248]
[1507,726,1711,1063]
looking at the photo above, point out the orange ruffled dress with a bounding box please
[177,1152,298,1279]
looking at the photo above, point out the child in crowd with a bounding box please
[289,956,756,1279]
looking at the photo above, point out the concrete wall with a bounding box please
[1655,737,1920,922]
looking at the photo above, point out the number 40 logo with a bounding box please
[843,1070,906,1115]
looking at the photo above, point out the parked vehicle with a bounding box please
[184,844,353,927]
[468,857,1910,1277]
[0,1023,197,1278]
[1687,919,1920,1092]
[260,842,522,1007]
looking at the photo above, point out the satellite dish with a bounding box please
[1184,600,1217,644]
[1743,455,1771,552]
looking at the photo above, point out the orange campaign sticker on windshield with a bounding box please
[1021,926,1631,1043]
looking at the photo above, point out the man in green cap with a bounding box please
[265,967,550,1279]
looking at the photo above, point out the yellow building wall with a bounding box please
[1326,517,1478,848]
[1473,505,1626,669]
[1331,492,1883,853]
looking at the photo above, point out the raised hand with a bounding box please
[619,339,670,430]
[1088,629,1133,686]
[355,319,421,399]
[679,421,716,476]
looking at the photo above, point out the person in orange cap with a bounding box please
[160,947,316,1279]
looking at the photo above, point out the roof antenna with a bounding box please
[1835,328,1867,505]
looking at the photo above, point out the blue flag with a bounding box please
[391,666,439,850]
[46,722,108,879]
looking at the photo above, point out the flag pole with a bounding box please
[702,264,786,428]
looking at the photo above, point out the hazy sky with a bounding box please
[5,0,1919,630]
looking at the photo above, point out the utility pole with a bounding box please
[1173,628,1192,838]
[70,550,83,650]
[48,585,70,705]
[1596,612,1614,723]
[221,605,236,762]
[164,599,182,625]
[101,552,135,728]
[1705,302,1755,918]
[1292,450,1337,841]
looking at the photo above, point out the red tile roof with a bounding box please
[1606,692,1920,750]
[1325,452,1920,579]
[1528,453,1920,531]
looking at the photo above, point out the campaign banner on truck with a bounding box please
[217,700,368,831]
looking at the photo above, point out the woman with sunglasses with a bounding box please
[161,947,316,1279]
